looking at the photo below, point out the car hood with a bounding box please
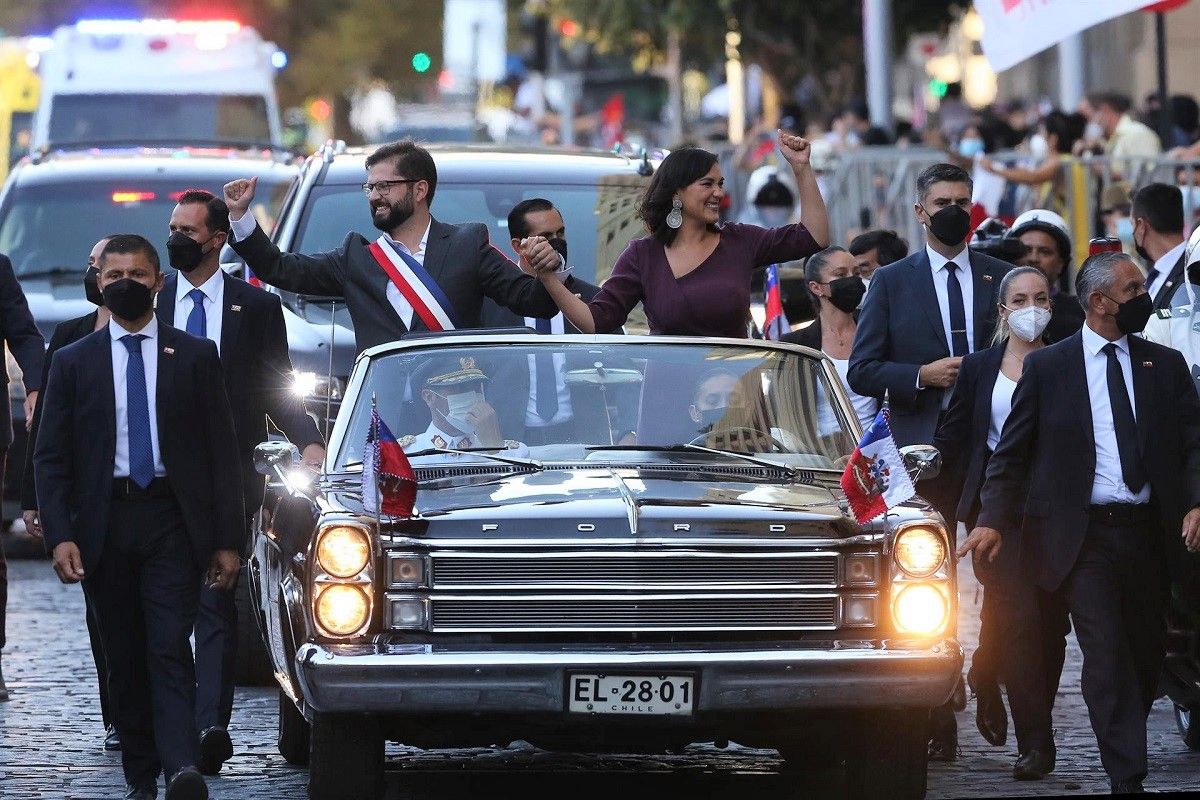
[322,466,883,539]
[21,278,95,340]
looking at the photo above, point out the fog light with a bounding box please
[844,554,878,585]
[843,595,876,626]
[894,526,947,578]
[317,525,370,578]
[893,583,948,636]
[390,597,428,629]
[390,555,425,586]
[315,584,370,636]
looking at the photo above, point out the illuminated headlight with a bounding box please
[893,526,947,578]
[316,525,371,578]
[892,583,949,635]
[315,584,371,636]
[389,596,429,630]
[389,555,426,587]
[292,371,344,400]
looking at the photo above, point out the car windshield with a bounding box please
[0,176,292,277]
[48,94,272,147]
[334,341,859,472]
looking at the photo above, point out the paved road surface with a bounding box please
[2,553,1198,798]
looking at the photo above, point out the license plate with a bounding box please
[567,673,695,716]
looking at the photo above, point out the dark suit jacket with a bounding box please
[780,319,822,351]
[21,311,100,510]
[230,218,568,353]
[976,331,1200,592]
[34,323,245,574]
[1153,248,1188,311]
[928,343,1006,529]
[847,248,1010,447]
[0,253,45,449]
[157,272,323,516]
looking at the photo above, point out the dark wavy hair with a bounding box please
[637,146,720,245]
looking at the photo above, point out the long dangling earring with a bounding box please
[666,197,683,229]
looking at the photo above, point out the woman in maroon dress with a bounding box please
[533,131,829,337]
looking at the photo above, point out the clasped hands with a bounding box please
[517,236,564,276]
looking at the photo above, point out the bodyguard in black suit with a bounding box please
[848,163,1010,448]
[161,189,324,774]
[35,235,242,800]
[930,267,1067,780]
[0,248,43,703]
[20,237,116,746]
[222,140,575,354]
[1130,183,1188,311]
[962,252,1200,793]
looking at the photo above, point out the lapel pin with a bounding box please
[981,274,993,281]
[1143,361,1154,367]
[163,347,175,355]
[230,304,242,312]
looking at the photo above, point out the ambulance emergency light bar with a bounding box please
[75,19,242,36]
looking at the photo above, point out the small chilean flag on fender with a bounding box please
[840,404,915,524]
[363,405,417,517]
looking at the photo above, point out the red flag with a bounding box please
[363,408,416,516]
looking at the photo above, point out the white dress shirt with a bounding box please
[1081,324,1151,504]
[109,316,166,479]
[174,268,225,352]
[523,313,573,426]
[1147,240,1186,303]
[925,244,976,355]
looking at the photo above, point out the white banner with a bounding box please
[977,0,1152,72]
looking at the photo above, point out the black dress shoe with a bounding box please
[1013,748,1055,780]
[928,732,958,762]
[124,786,156,800]
[1110,779,1145,794]
[198,727,233,775]
[104,724,122,751]
[968,670,1008,746]
[165,767,208,800]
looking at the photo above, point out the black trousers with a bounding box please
[973,552,1069,753]
[193,513,251,733]
[84,493,201,789]
[85,594,113,728]
[1064,511,1166,785]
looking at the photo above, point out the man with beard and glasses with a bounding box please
[222,140,572,354]
[160,189,325,776]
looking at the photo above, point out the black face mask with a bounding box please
[166,231,209,273]
[924,204,972,247]
[695,406,726,433]
[101,278,154,321]
[548,236,568,264]
[84,266,104,306]
[1133,225,1152,266]
[826,275,866,313]
[1105,291,1154,335]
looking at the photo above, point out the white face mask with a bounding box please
[1004,305,1052,342]
[441,390,483,435]
[1029,133,1049,161]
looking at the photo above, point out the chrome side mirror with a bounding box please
[900,444,941,482]
[254,441,300,476]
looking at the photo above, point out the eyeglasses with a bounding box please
[362,179,419,196]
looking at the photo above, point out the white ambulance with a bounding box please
[31,18,285,151]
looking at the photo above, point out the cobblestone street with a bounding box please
[2,553,1198,799]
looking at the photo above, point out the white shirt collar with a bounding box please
[175,268,224,304]
[1153,240,1187,276]
[925,243,971,274]
[1081,321,1127,357]
[108,314,159,343]
[387,220,432,258]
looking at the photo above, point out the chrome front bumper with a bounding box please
[295,640,963,715]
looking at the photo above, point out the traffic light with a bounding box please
[411,51,432,73]
[928,79,949,98]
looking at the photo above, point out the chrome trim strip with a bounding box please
[381,535,887,548]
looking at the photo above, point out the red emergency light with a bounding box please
[112,191,156,203]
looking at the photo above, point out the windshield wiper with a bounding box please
[585,443,796,478]
[19,267,78,279]
[406,447,543,472]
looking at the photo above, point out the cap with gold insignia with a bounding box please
[418,355,489,391]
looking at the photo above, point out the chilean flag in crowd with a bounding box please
[763,264,789,341]
[244,265,264,288]
[839,404,915,524]
[362,407,417,517]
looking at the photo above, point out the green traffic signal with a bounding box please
[412,52,432,73]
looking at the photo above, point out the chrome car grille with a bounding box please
[428,552,839,589]
[426,593,839,632]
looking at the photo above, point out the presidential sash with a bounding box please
[366,236,459,331]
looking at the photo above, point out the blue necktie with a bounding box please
[186,288,207,338]
[120,334,155,488]
[945,262,969,357]
[533,317,558,422]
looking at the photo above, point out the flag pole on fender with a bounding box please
[839,390,915,524]
[362,395,418,518]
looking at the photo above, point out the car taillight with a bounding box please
[112,191,156,203]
